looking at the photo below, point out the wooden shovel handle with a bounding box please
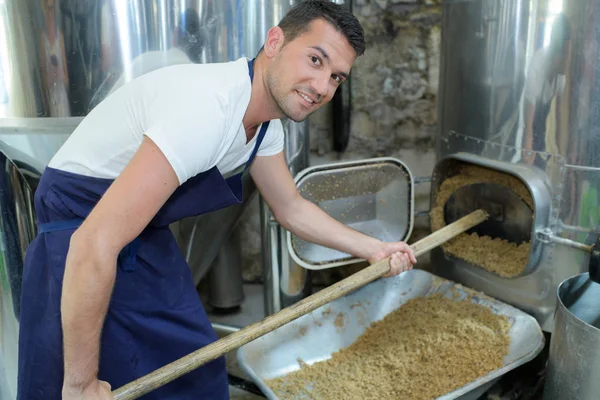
[112,209,487,399]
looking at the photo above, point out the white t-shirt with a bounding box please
[49,57,284,184]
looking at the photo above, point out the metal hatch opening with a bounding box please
[430,161,536,279]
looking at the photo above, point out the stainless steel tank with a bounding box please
[0,1,309,398]
[433,0,600,332]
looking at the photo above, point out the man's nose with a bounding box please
[311,72,329,101]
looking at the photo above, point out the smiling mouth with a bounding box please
[297,90,315,106]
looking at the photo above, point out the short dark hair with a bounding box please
[278,0,366,56]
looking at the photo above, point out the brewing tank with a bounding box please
[432,0,600,332]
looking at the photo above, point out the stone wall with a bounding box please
[239,0,442,285]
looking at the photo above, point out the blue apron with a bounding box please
[17,59,269,399]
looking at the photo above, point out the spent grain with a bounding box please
[430,164,533,277]
[266,294,511,400]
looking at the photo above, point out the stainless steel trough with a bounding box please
[237,269,545,399]
[287,157,414,270]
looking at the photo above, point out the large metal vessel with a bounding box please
[0,1,309,398]
[433,0,600,332]
[544,272,600,400]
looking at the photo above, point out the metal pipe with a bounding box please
[537,231,593,253]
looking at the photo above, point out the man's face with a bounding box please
[265,19,356,122]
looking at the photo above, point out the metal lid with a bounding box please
[286,157,414,270]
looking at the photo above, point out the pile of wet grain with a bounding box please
[430,164,533,277]
[266,293,511,400]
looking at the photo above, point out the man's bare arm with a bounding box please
[61,136,179,393]
[249,152,416,266]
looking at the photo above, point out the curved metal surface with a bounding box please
[431,152,553,280]
[544,273,600,400]
[0,145,37,400]
[435,0,600,331]
[286,157,414,270]
[0,0,302,117]
[239,269,545,400]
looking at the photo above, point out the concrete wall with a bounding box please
[239,0,442,285]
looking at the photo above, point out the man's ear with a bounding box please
[263,26,285,59]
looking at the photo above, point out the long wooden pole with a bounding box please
[112,209,487,399]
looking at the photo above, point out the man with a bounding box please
[17,1,416,399]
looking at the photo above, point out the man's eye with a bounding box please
[332,75,341,83]
[310,56,321,65]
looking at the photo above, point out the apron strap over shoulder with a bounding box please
[244,58,271,170]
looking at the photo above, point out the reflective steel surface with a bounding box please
[434,0,600,331]
[0,0,302,117]
[544,273,600,400]
[431,152,553,279]
[287,157,414,270]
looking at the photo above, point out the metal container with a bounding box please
[434,0,600,332]
[431,153,553,277]
[237,269,545,400]
[287,157,414,270]
[544,273,600,400]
